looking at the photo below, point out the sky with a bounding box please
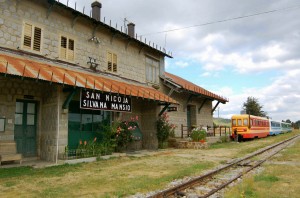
[60,0,300,122]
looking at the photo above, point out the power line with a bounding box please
[140,4,300,36]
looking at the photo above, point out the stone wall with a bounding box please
[40,85,68,162]
[0,77,42,142]
[0,76,70,161]
[139,101,160,149]
[0,0,165,84]
[110,98,160,150]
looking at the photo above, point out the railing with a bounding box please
[181,124,231,138]
[62,147,113,160]
[181,124,191,138]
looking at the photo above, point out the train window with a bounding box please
[237,119,242,126]
[250,119,253,126]
[243,119,248,126]
[232,119,236,126]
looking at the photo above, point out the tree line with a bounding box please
[243,96,299,129]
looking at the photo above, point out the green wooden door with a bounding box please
[14,100,37,157]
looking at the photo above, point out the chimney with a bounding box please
[127,22,135,38]
[91,1,102,21]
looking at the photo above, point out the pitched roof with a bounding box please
[162,72,228,103]
[0,50,177,104]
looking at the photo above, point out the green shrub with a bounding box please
[220,135,230,143]
[190,129,207,141]
[156,113,176,148]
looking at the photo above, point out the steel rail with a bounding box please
[149,134,300,198]
[200,134,299,198]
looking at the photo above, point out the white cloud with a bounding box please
[215,69,300,122]
[259,44,287,59]
[201,72,211,77]
[175,61,189,68]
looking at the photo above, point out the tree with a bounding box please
[242,96,267,117]
[294,120,300,129]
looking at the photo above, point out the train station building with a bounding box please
[160,73,228,137]
[0,0,228,162]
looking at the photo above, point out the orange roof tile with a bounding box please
[164,72,228,103]
[0,53,177,104]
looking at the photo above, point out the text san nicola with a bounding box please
[80,90,132,112]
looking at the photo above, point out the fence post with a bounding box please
[181,124,183,138]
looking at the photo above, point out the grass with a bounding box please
[111,162,213,196]
[224,130,300,198]
[210,130,299,155]
[0,155,214,197]
[1,130,299,197]
[0,164,82,179]
[254,174,279,182]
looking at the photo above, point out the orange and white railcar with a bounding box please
[231,114,270,140]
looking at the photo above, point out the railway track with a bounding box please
[148,135,300,198]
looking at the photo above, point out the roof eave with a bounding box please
[48,0,173,58]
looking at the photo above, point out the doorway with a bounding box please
[14,100,37,157]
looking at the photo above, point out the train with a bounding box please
[231,114,292,141]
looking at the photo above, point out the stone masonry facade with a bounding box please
[0,0,225,162]
[0,77,68,161]
[0,0,166,161]
[0,0,164,84]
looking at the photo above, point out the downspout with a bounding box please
[56,87,60,164]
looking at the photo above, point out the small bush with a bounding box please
[220,135,231,143]
[156,113,176,148]
[190,129,207,142]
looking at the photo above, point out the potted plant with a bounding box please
[190,128,207,142]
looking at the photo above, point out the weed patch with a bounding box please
[0,166,33,179]
[0,164,82,179]
[3,181,16,187]
[254,174,279,182]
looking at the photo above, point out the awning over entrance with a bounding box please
[0,53,177,104]
[161,72,228,104]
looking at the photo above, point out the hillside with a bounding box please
[213,117,231,127]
